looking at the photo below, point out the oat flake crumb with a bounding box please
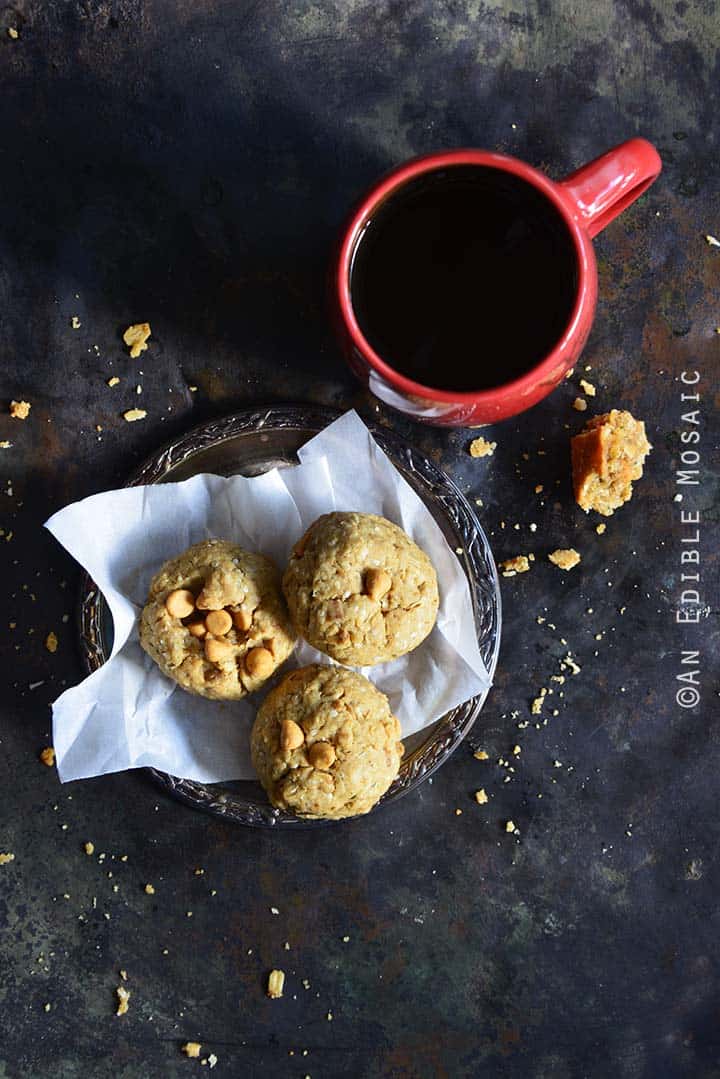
[267,969,285,999]
[40,746,55,767]
[123,409,147,422]
[9,400,31,419]
[500,554,531,576]
[549,548,581,570]
[123,322,152,358]
[469,436,496,458]
[183,1043,202,1058]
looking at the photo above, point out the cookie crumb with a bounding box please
[182,1043,202,1058]
[107,377,120,387]
[704,234,720,247]
[115,986,130,1016]
[579,378,596,397]
[473,749,489,760]
[596,523,606,535]
[505,820,516,833]
[8,27,18,39]
[119,969,128,981]
[572,397,587,412]
[500,555,531,576]
[123,322,152,358]
[122,408,147,422]
[45,631,58,653]
[71,316,81,330]
[9,400,31,419]
[548,548,581,571]
[267,969,285,999]
[39,746,55,767]
[469,436,496,458]
[475,789,488,804]
[144,883,155,895]
[208,1054,218,1069]
[84,841,94,855]
[0,852,15,865]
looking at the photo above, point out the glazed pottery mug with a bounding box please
[333,138,661,427]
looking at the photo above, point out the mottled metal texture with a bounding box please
[0,2,718,1077]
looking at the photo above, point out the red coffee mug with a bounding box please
[334,138,661,427]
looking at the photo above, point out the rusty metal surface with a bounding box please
[0,2,718,1076]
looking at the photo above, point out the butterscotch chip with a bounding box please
[122,408,147,422]
[231,606,253,631]
[165,589,196,619]
[267,970,285,999]
[283,512,438,666]
[280,718,304,752]
[548,548,581,571]
[469,436,496,458]
[571,409,651,516]
[123,322,152,359]
[182,1042,202,1058]
[251,665,403,819]
[307,741,336,770]
[39,746,55,767]
[140,540,295,700]
[9,400,31,419]
[204,609,232,636]
[364,567,392,601]
[245,646,274,679]
[205,637,233,663]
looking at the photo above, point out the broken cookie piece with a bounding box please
[9,400,31,420]
[548,548,581,571]
[571,409,651,516]
[469,436,496,458]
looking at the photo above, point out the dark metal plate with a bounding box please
[79,405,501,826]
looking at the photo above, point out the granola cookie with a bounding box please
[282,512,439,666]
[251,664,404,819]
[139,539,295,700]
[571,409,651,516]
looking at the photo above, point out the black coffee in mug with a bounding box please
[349,165,578,393]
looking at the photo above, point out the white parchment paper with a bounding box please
[46,411,490,783]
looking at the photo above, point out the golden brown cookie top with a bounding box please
[282,512,439,666]
[139,539,295,701]
[251,664,404,819]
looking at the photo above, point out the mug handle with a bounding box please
[560,137,662,239]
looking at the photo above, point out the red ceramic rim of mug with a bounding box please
[336,146,659,409]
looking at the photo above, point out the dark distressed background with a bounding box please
[1,2,719,1077]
